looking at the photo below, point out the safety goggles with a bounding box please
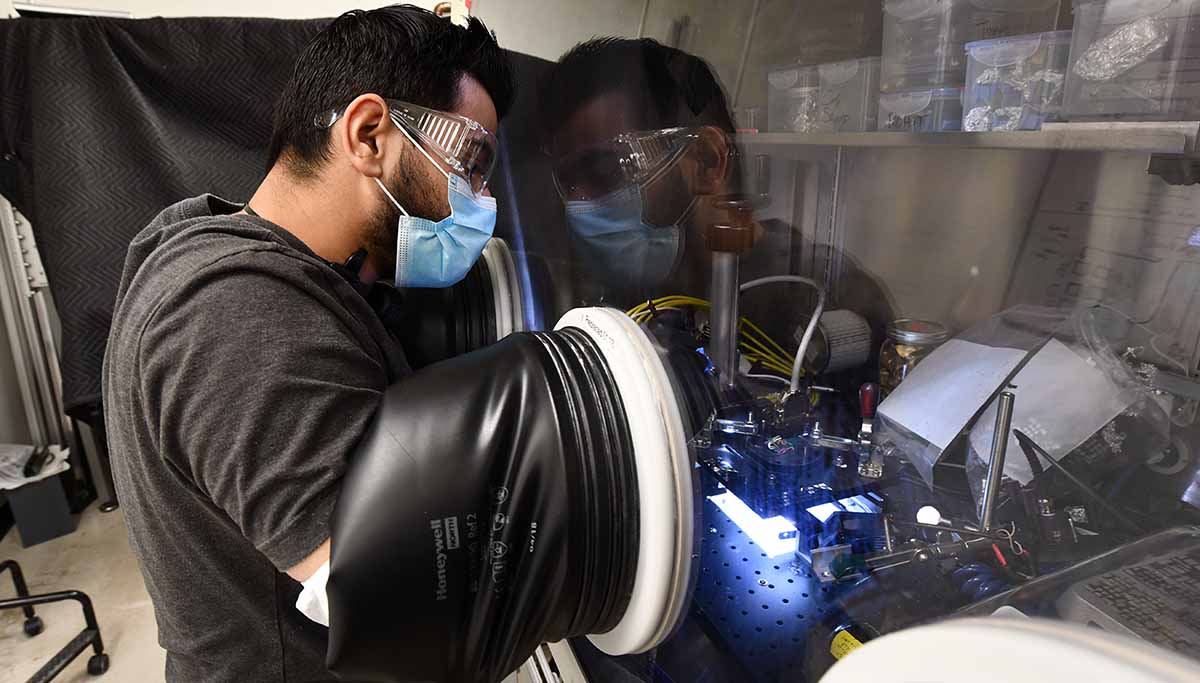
[318,100,499,196]
[550,127,701,202]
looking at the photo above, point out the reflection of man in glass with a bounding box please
[540,38,739,302]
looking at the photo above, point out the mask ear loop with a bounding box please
[374,178,410,218]
[374,110,458,218]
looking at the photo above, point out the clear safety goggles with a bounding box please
[550,127,701,202]
[318,100,499,196]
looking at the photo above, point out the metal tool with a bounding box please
[856,383,883,478]
[706,197,759,388]
[709,251,740,388]
[981,392,1015,531]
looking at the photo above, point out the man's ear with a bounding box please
[687,125,731,195]
[335,94,394,179]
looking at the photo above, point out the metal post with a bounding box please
[2,208,63,445]
[33,291,73,444]
[981,391,1015,531]
[710,251,740,386]
[0,205,48,446]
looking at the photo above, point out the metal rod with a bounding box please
[33,291,74,444]
[898,521,1011,541]
[0,205,48,446]
[882,516,895,553]
[635,0,651,38]
[0,560,36,620]
[824,146,844,294]
[710,251,740,387]
[981,391,1015,531]
[730,0,763,109]
[8,235,63,446]
[23,314,64,445]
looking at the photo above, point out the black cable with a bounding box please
[1013,430,1144,535]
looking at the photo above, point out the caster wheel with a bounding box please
[87,653,110,675]
[23,616,44,637]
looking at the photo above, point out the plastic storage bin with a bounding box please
[878,87,965,131]
[767,63,820,132]
[767,58,882,133]
[963,31,1073,130]
[819,57,883,132]
[882,0,1061,91]
[1063,0,1200,120]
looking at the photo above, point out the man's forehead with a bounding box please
[453,73,499,133]
[553,91,644,157]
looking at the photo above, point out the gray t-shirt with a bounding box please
[102,195,409,682]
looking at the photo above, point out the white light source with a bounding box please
[709,491,799,558]
[917,505,943,526]
[805,502,841,524]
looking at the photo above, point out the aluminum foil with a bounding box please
[789,91,844,133]
[964,105,1029,132]
[964,106,993,132]
[1073,16,1171,81]
[1101,420,1127,454]
[991,107,1027,131]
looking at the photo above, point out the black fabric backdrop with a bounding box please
[0,16,565,423]
[0,16,325,419]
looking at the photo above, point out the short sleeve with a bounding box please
[137,252,388,570]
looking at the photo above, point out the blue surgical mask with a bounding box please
[376,135,498,288]
[565,186,692,291]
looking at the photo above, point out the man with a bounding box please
[540,37,893,350]
[102,6,513,681]
[539,37,741,305]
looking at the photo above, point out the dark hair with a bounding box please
[539,37,736,146]
[267,4,515,177]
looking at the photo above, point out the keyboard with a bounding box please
[1058,545,1200,655]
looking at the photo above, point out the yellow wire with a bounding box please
[635,296,796,370]
[626,294,804,378]
[741,318,791,360]
[740,337,786,368]
[742,350,792,376]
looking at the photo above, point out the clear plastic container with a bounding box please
[878,87,966,131]
[767,63,822,133]
[963,31,1073,131]
[1063,0,1200,120]
[767,58,882,133]
[882,0,1061,91]
[819,57,883,132]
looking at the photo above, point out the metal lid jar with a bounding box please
[879,318,949,393]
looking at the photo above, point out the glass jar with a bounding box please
[879,318,949,394]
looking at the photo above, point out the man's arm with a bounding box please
[139,252,388,576]
[288,538,330,582]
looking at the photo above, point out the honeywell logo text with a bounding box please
[430,519,451,601]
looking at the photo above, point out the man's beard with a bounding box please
[364,147,445,281]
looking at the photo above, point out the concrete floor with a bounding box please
[0,507,166,682]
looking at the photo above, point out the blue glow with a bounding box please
[837,495,881,515]
[495,137,543,331]
[807,495,881,524]
[1189,228,1200,248]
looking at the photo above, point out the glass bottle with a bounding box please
[878,319,949,394]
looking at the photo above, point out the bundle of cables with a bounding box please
[626,276,826,393]
[626,295,796,381]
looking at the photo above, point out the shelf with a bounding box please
[736,121,1200,154]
